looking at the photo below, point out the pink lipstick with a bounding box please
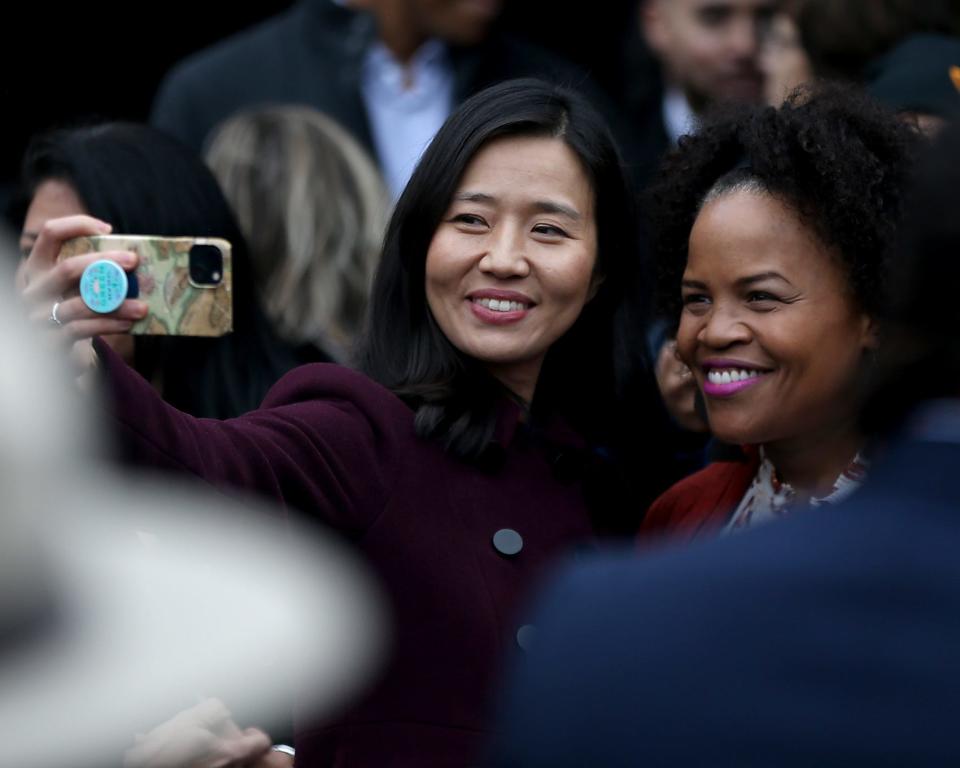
[467,290,534,326]
[700,360,771,398]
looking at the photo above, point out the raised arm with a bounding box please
[95,338,395,535]
[20,214,394,535]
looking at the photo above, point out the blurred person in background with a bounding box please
[758,0,812,105]
[797,0,960,84]
[152,0,616,199]
[205,106,391,363]
[640,85,917,541]
[631,0,780,185]
[867,34,960,136]
[759,0,960,113]
[17,123,300,418]
[489,119,960,768]
[626,0,782,491]
[651,328,709,437]
[761,0,960,112]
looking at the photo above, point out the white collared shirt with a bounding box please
[662,87,698,145]
[361,38,454,198]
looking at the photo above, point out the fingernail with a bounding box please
[121,252,137,267]
[97,221,112,233]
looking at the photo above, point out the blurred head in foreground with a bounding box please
[0,236,385,768]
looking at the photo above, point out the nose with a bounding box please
[478,224,530,279]
[697,305,752,350]
[728,15,761,60]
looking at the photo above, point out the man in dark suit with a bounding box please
[627,0,780,187]
[489,123,960,767]
[150,0,616,197]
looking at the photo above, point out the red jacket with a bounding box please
[640,449,761,543]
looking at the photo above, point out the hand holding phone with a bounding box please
[58,235,233,337]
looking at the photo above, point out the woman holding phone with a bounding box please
[19,79,642,766]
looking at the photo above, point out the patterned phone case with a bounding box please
[59,235,233,337]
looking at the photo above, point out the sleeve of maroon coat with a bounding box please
[638,452,760,544]
[93,338,399,536]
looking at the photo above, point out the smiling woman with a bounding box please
[680,188,875,448]
[360,77,637,462]
[16,79,641,767]
[640,84,918,541]
[424,134,598,402]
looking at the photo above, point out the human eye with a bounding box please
[532,222,569,239]
[682,292,711,314]
[449,212,488,229]
[746,290,781,309]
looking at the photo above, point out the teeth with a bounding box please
[706,368,762,384]
[474,297,529,312]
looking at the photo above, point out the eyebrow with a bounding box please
[735,271,793,287]
[453,192,582,221]
[681,272,794,289]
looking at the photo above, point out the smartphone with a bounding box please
[58,235,233,337]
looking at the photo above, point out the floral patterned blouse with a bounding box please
[725,447,869,533]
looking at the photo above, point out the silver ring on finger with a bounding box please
[49,301,63,326]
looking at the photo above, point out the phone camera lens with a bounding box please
[189,244,224,286]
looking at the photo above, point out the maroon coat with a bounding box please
[94,340,596,767]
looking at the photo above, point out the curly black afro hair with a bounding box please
[646,84,920,320]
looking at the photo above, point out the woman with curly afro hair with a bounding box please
[640,84,918,541]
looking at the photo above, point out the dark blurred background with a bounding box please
[2,1,646,233]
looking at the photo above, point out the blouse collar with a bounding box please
[726,446,869,533]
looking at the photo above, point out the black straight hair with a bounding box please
[357,78,642,463]
[20,122,299,418]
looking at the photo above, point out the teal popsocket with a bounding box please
[79,260,129,314]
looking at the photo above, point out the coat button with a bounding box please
[516,624,536,651]
[492,529,523,557]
